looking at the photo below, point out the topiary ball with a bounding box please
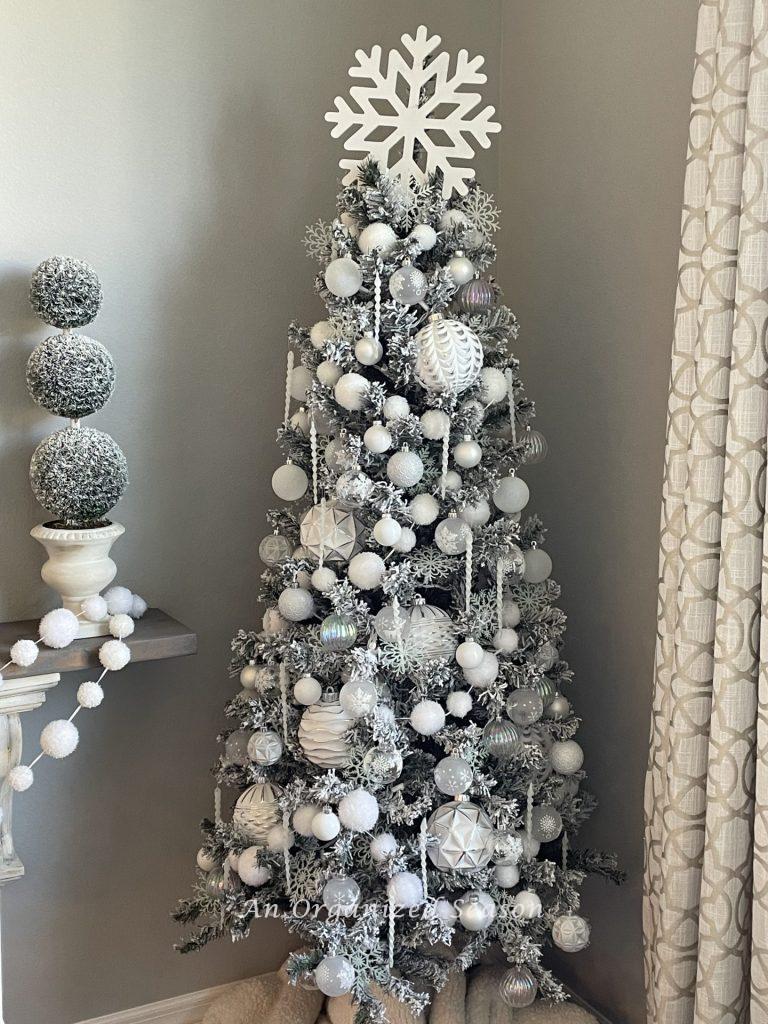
[26,334,115,417]
[30,426,128,526]
[29,256,103,329]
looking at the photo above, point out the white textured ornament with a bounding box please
[550,739,584,775]
[552,913,591,952]
[277,587,315,622]
[298,700,352,768]
[338,788,379,832]
[524,548,553,584]
[334,372,369,411]
[348,551,386,590]
[428,800,494,872]
[310,320,334,349]
[443,469,462,491]
[383,395,410,420]
[325,257,362,297]
[493,627,519,652]
[494,863,520,888]
[311,566,337,592]
[300,500,363,563]
[237,847,272,887]
[326,26,500,197]
[387,448,424,487]
[414,315,483,394]
[316,359,342,387]
[10,639,38,667]
[370,832,398,862]
[393,526,416,552]
[263,608,288,634]
[387,871,424,908]
[409,493,440,525]
[77,680,104,708]
[460,498,491,527]
[39,607,80,648]
[405,603,457,659]
[410,699,446,735]
[463,650,499,689]
[105,586,133,614]
[41,719,79,758]
[358,221,398,255]
[266,823,294,852]
[513,889,542,920]
[420,408,450,439]
[447,690,473,718]
[293,803,322,837]
[81,595,108,622]
[272,462,309,501]
[293,675,323,705]
[108,613,135,638]
[233,782,281,845]
[8,765,34,792]
[479,366,508,404]
[410,224,438,250]
[502,599,521,627]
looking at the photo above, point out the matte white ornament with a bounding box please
[373,515,402,546]
[277,587,315,621]
[348,551,386,590]
[428,800,494,871]
[434,755,473,795]
[458,891,496,930]
[99,638,130,671]
[410,699,446,735]
[552,913,591,952]
[300,500,363,563]
[105,585,133,615]
[453,437,482,468]
[387,448,424,487]
[298,700,352,768]
[315,955,355,997]
[339,678,378,717]
[524,548,553,584]
[312,809,341,842]
[334,372,369,411]
[383,395,410,420]
[196,847,217,872]
[494,863,520,888]
[393,526,416,552]
[358,221,398,255]
[447,690,473,717]
[326,26,500,198]
[293,803,322,837]
[493,627,519,652]
[414,315,483,394]
[10,639,38,667]
[405,603,457,659]
[493,476,529,513]
[389,264,428,305]
[310,320,334,349]
[77,680,104,708]
[247,730,283,766]
[513,890,542,920]
[40,719,79,758]
[410,223,437,250]
[550,739,584,775]
[316,359,342,387]
[272,462,309,501]
[435,516,471,554]
[289,365,313,402]
[409,493,440,525]
[239,664,259,690]
[233,782,281,844]
[420,409,450,439]
[81,594,108,622]
[237,847,272,887]
[8,765,34,792]
[364,420,392,453]
[293,675,323,705]
[338,788,379,832]
[479,367,508,404]
[227,851,241,871]
[39,607,80,648]
[354,335,383,366]
[447,252,475,285]
[463,650,499,689]
[456,640,484,669]
[370,832,398,862]
[311,566,337,592]
[108,613,134,638]
[387,871,424,908]
[460,498,491,527]
[502,599,521,627]
[266,823,294,852]
[324,257,362,297]
[323,877,361,916]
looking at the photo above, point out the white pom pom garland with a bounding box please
[81,595,108,622]
[104,586,133,615]
[131,594,148,618]
[40,720,79,759]
[10,639,38,667]
[39,608,80,648]
[109,613,135,638]
[99,639,131,671]
[387,871,424,908]
[8,765,34,792]
[338,789,379,832]
[77,681,105,708]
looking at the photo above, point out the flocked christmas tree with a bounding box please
[176,26,620,1020]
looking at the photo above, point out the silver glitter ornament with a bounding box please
[499,966,537,1008]
[482,719,520,761]
[300,500,363,562]
[534,642,558,672]
[29,256,103,328]
[545,694,571,720]
[320,612,358,651]
[427,799,494,872]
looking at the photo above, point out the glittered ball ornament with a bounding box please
[405,603,458,660]
[347,551,385,590]
[358,221,398,255]
[389,264,428,305]
[456,278,495,316]
[387,871,424,908]
[233,781,281,845]
[387,448,424,488]
[499,967,537,1009]
[338,788,379,832]
[29,256,102,329]
[482,719,520,761]
[312,808,341,842]
[434,756,473,795]
[456,640,484,670]
[30,426,128,524]
[277,587,315,622]
[513,890,543,920]
[453,437,482,468]
[460,498,491,527]
[258,533,292,566]
[311,566,338,593]
[410,223,437,251]
[335,467,373,505]
[39,607,80,648]
[410,699,446,736]
[502,599,521,628]
[435,516,472,555]
[420,409,451,439]
[324,257,362,297]
[99,639,131,671]
[320,612,358,651]
[493,476,530,514]
[506,688,544,726]
[247,730,284,767]
[447,252,475,286]
[293,675,323,705]
[323,877,360,917]
[373,515,402,547]
[463,651,499,689]
[427,800,494,872]
[414,315,483,395]
[237,848,272,887]
[364,420,392,453]
[383,395,410,420]
[552,914,591,952]
[298,699,352,768]
[410,493,440,525]
[334,372,369,411]
[310,320,334,349]
[77,680,104,708]
[315,956,355,998]
[272,462,308,501]
[354,334,383,366]
[339,678,378,717]
[478,366,508,405]
[27,334,115,418]
[523,548,553,584]
[550,739,584,775]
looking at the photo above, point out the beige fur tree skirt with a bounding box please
[202,960,597,1024]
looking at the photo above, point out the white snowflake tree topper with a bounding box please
[325,26,501,198]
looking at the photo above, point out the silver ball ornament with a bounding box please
[373,604,411,643]
[435,516,472,554]
[339,678,378,717]
[453,437,482,468]
[247,730,283,767]
[434,755,473,795]
[312,809,341,841]
[482,718,520,761]
[530,805,563,843]
[363,746,403,783]
[447,252,475,286]
[506,688,544,726]
[457,891,495,931]
[545,694,571,720]
[389,264,428,305]
[493,475,530,513]
[525,428,548,464]
[314,955,355,997]
[322,877,360,917]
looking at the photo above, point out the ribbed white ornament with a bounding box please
[404,603,458,659]
[298,699,353,768]
[414,315,483,394]
[233,781,281,845]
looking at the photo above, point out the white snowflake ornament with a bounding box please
[326,26,500,198]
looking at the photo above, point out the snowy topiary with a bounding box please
[29,426,128,526]
[26,334,115,417]
[29,256,102,329]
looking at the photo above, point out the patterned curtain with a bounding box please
[644,2,768,1022]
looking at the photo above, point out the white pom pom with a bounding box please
[131,594,148,618]
[104,586,133,615]
[293,803,322,837]
[196,847,217,872]
[266,824,294,852]
[410,699,446,736]
[99,639,131,671]
[237,847,272,886]
[383,395,410,420]
[393,526,417,553]
[39,608,80,649]
[347,552,386,590]
[447,691,473,718]
[338,789,379,832]
[387,871,424,908]
[10,639,38,667]
[81,595,108,622]
[8,765,34,792]
[370,832,397,862]
[77,680,104,708]
[109,613,135,639]
[40,719,79,758]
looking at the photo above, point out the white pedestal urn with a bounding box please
[30,522,125,638]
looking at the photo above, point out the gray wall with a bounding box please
[0,3,698,1022]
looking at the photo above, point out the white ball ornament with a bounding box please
[289,364,313,402]
[323,877,361,916]
[334,372,369,411]
[552,913,591,953]
[109,613,135,639]
[453,437,482,468]
[460,498,491,528]
[10,639,38,668]
[440,209,470,232]
[364,421,392,453]
[414,315,483,394]
[272,462,308,501]
[373,515,402,547]
[410,224,437,251]
[347,552,385,590]
[513,890,543,920]
[493,628,519,652]
[338,789,379,832]
[354,334,383,365]
[502,599,521,628]
[447,690,473,718]
[456,640,484,670]
[38,607,80,648]
[479,367,508,404]
[447,252,475,286]
[410,699,446,736]
[266,823,294,852]
[434,755,473,795]
[389,264,428,305]
[8,765,34,792]
[370,832,398,862]
[131,594,148,618]
[458,892,495,931]
[358,221,398,255]
[311,566,337,593]
[435,516,471,554]
[196,847,217,872]
[237,848,272,887]
[387,449,424,488]
[420,409,451,439]
[310,320,334,350]
[494,863,521,888]
[383,395,410,420]
[316,359,342,387]
[410,493,440,525]
[524,548,553,584]
[443,470,462,491]
[77,680,104,708]
[315,955,355,998]
[387,871,424,908]
[493,476,530,514]
[277,587,315,622]
[81,595,108,622]
[293,675,322,705]
[105,586,133,615]
[40,719,79,758]
[312,809,341,841]
[392,526,416,552]
[463,651,499,689]
[293,803,322,837]
[550,739,584,775]
[324,256,362,297]
[339,678,378,718]
[99,639,131,671]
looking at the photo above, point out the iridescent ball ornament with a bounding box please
[427,799,494,872]
[482,719,520,761]
[320,613,358,651]
[455,277,495,315]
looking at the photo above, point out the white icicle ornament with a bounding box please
[413,314,483,394]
